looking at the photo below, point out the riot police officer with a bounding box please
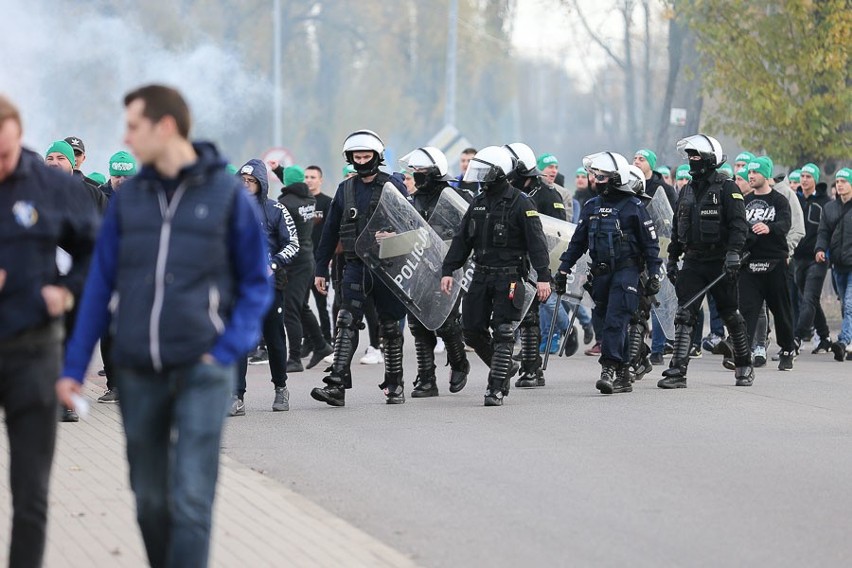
[441,146,552,406]
[311,130,409,406]
[554,152,663,394]
[504,142,567,388]
[659,134,752,388]
[400,146,472,397]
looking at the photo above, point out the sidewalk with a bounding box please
[0,377,419,568]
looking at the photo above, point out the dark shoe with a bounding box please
[97,368,107,377]
[448,361,469,393]
[715,338,734,358]
[663,341,674,355]
[688,345,702,358]
[649,352,664,366]
[97,389,119,403]
[306,344,334,370]
[272,386,290,411]
[484,388,504,406]
[411,376,439,398]
[229,396,245,417]
[612,365,633,393]
[582,323,594,345]
[753,346,767,368]
[509,361,520,378]
[722,357,736,370]
[735,366,754,386]
[812,338,832,354]
[584,342,601,356]
[310,384,345,407]
[300,338,314,359]
[831,341,847,362]
[777,351,794,371]
[248,349,269,365]
[60,407,79,422]
[658,367,687,389]
[631,357,653,381]
[384,385,406,404]
[596,365,615,394]
[515,371,541,388]
[286,359,304,373]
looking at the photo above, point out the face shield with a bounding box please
[463,158,501,183]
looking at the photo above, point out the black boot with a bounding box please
[485,324,514,406]
[612,363,633,393]
[448,360,469,393]
[311,310,358,407]
[735,365,754,386]
[380,320,405,404]
[596,363,616,394]
[658,319,693,389]
[516,310,543,388]
[440,322,470,393]
[311,373,347,407]
[411,374,439,398]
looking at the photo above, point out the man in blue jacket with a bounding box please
[56,85,271,568]
[0,94,99,568]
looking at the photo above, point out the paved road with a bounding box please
[223,336,852,567]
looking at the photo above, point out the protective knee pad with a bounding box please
[379,319,404,380]
[722,310,752,366]
[626,322,645,366]
[328,309,359,388]
[413,332,437,379]
[520,320,542,373]
[437,317,468,371]
[494,323,515,344]
[490,332,515,394]
[674,307,697,327]
[464,329,493,367]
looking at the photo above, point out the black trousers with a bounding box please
[462,273,524,335]
[310,285,332,342]
[795,258,830,341]
[100,332,115,390]
[739,262,796,351]
[237,289,287,397]
[300,286,329,349]
[0,323,61,568]
[677,259,740,319]
[283,259,315,361]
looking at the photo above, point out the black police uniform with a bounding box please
[558,189,662,393]
[661,170,751,388]
[442,179,551,405]
[624,193,658,385]
[408,182,473,397]
[516,176,567,388]
[312,172,409,406]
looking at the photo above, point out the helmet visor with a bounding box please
[463,158,499,183]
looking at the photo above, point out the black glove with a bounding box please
[553,272,568,296]
[645,274,662,296]
[665,259,679,286]
[724,251,741,280]
[273,266,288,290]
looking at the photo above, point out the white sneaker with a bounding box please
[434,338,446,354]
[323,352,335,364]
[359,345,384,365]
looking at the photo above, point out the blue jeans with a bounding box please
[117,361,235,568]
[539,295,591,336]
[834,270,852,345]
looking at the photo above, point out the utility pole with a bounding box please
[444,0,458,127]
[273,0,283,147]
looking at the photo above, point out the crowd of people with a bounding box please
[1,83,850,566]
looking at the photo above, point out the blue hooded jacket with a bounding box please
[63,142,272,381]
[238,159,299,266]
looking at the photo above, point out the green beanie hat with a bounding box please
[735,151,755,164]
[88,172,106,185]
[575,166,587,176]
[735,167,749,181]
[675,164,692,180]
[284,165,305,186]
[537,153,558,171]
[226,164,239,175]
[634,149,657,170]
[656,165,671,177]
[788,169,801,182]
[835,168,851,183]
[747,157,772,180]
[45,140,76,168]
[342,164,356,177]
[718,163,734,177]
[800,162,821,182]
[109,151,137,177]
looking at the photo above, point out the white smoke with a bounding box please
[0,1,271,175]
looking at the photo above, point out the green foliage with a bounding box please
[677,0,851,166]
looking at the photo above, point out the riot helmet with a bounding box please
[582,151,632,196]
[503,142,540,178]
[342,129,385,178]
[462,146,513,190]
[627,164,648,199]
[676,134,726,179]
[399,146,454,191]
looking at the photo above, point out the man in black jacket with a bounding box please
[741,157,796,370]
[794,162,832,351]
[1,95,99,567]
[634,148,678,208]
[816,167,852,361]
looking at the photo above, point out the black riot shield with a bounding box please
[355,183,464,330]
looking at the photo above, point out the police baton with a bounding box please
[679,252,750,311]
[542,292,563,371]
[557,292,584,358]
